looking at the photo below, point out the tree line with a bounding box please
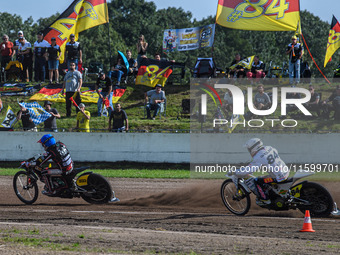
[0,0,336,77]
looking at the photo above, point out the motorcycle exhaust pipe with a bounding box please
[331,202,340,216]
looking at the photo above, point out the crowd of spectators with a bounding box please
[2,30,340,134]
[225,36,305,85]
[221,83,340,122]
[0,31,83,84]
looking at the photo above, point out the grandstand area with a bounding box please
[2,79,340,133]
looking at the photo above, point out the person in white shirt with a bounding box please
[17,36,33,82]
[223,90,233,119]
[13,30,24,58]
[33,31,49,82]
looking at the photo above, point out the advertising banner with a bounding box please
[163,24,215,52]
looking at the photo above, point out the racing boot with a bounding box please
[255,183,271,206]
[42,186,56,196]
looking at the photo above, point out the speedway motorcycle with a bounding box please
[221,169,339,217]
[13,155,119,205]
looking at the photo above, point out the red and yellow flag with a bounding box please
[136,59,173,87]
[43,0,109,63]
[216,0,300,31]
[324,15,340,67]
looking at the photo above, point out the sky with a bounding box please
[1,0,340,24]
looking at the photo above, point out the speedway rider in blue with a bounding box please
[34,134,74,196]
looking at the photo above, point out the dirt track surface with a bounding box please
[0,176,340,254]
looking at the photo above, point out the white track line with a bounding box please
[70,210,339,222]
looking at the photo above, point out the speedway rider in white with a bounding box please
[230,138,290,205]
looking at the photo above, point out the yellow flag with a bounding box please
[43,0,109,63]
[76,0,109,34]
[216,0,300,31]
[230,56,255,70]
[324,16,340,67]
[1,106,17,128]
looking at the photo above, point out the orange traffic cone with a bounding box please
[300,210,315,232]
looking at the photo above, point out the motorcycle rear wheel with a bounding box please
[13,171,38,205]
[80,173,112,204]
[221,179,251,216]
[298,182,334,217]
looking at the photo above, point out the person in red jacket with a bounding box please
[1,34,15,82]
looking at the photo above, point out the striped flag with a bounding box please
[18,102,51,126]
[42,0,109,63]
[324,16,340,67]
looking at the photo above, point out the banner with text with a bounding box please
[162,24,215,52]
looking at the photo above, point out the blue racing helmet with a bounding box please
[38,134,56,148]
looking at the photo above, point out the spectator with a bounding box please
[62,61,82,117]
[223,90,233,119]
[96,72,113,116]
[65,34,82,69]
[145,84,166,120]
[154,53,162,61]
[33,31,49,82]
[136,34,148,67]
[333,56,340,79]
[108,58,126,86]
[286,35,303,85]
[17,36,33,82]
[47,37,61,84]
[321,85,340,121]
[0,95,2,113]
[254,84,271,110]
[153,52,175,63]
[76,103,90,132]
[246,56,265,84]
[16,104,37,131]
[13,30,23,59]
[109,103,129,132]
[1,34,15,82]
[228,53,246,79]
[44,101,60,132]
[126,49,137,76]
[286,85,301,113]
[303,85,320,113]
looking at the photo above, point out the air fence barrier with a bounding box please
[0,132,338,164]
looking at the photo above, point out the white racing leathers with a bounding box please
[236,146,289,182]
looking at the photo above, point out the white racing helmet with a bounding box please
[244,138,263,156]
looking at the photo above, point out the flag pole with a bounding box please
[212,0,220,58]
[301,33,331,84]
[107,21,113,68]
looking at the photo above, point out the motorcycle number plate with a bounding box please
[76,175,89,186]
[290,184,302,198]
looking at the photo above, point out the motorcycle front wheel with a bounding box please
[298,182,334,217]
[13,171,38,205]
[80,173,112,204]
[221,179,251,216]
